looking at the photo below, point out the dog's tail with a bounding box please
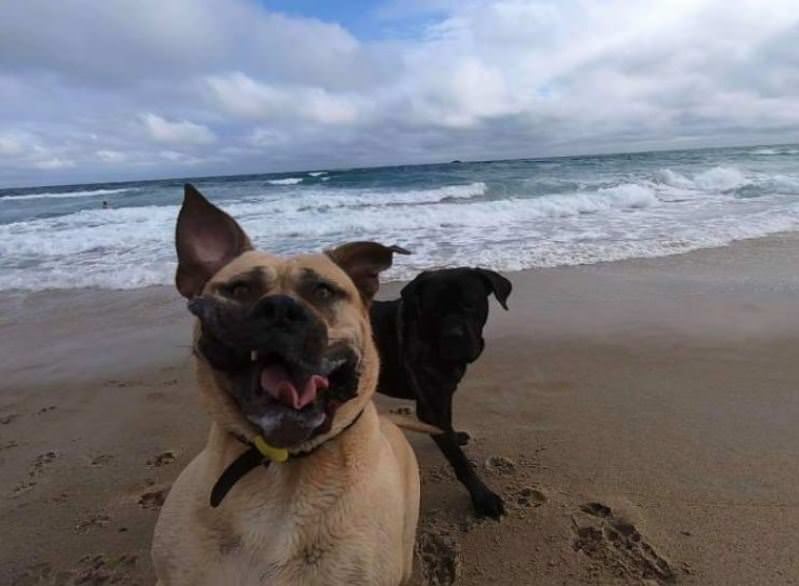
[382,413,443,435]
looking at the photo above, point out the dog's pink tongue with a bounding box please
[260,364,328,410]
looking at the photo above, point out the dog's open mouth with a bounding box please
[188,294,361,448]
[241,345,359,447]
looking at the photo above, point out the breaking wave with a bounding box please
[1,187,132,201]
[3,146,799,291]
[267,177,303,185]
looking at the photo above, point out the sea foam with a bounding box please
[1,187,132,201]
[267,177,303,185]
[2,147,799,291]
[692,166,749,191]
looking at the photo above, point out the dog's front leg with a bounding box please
[424,393,468,445]
[453,430,470,446]
[404,362,504,519]
[431,432,505,519]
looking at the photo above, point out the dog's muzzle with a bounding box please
[438,321,484,363]
[189,294,360,448]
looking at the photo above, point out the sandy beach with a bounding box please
[3,233,799,585]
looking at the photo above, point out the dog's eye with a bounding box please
[314,282,336,302]
[228,282,251,299]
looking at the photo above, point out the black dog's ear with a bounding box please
[475,268,512,310]
[175,184,253,299]
[326,242,410,303]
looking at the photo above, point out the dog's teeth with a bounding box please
[251,351,258,362]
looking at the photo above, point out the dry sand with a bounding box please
[3,233,799,585]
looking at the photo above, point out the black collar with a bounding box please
[210,409,364,508]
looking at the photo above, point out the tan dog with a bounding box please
[152,185,421,585]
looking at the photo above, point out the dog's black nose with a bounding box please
[442,325,467,341]
[252,295,309,329]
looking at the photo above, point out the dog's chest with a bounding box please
[212,495,399,585]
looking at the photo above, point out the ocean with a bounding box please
[1,144,798,292]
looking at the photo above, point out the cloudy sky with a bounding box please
[1,0,797,187]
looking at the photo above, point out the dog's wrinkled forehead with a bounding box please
[175,184,405,306]
[206,251,363,309]
[414,270,485,306]
[404,267,512,312]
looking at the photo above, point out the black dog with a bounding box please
[371,268,512,518]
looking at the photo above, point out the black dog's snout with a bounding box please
[252,295,310,329]
[443,325,467,340]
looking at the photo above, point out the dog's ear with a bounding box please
[474,268,512,310]
[175,184,253,298]
[326,242,410,303]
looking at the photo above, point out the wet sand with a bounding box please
[2,234,799,585]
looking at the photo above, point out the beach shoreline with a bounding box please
[3,233,799,584]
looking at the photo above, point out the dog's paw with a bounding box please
[473,490,505,519]
[454,431,470,446]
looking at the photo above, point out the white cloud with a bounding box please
[0,0,369,89]
[35,157,75,170]
[401,57,517,128]
[206,73,362,125]
[205,73,284,119]
[248,127,287,147]
[141,113,216,145]
[0,134,24,156]
[0,0,798,185]
[159,150,188,162]
[0,132,78,173]
[96,149,126,162]
[158,150,211,166]
[303,88,361,124]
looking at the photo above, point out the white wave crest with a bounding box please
[284,182,487,212]
[4,162,799,291]
[654,166,750,193]
[770,175,799,193]
[1,187,132,201]
[693,166,748,191]
[654,169,694,189]
[523,184,658,217]
[307,171,327,177]
[428,182,487,201]
[267,177,303,185]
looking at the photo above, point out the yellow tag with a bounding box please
[253,435,288,463]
